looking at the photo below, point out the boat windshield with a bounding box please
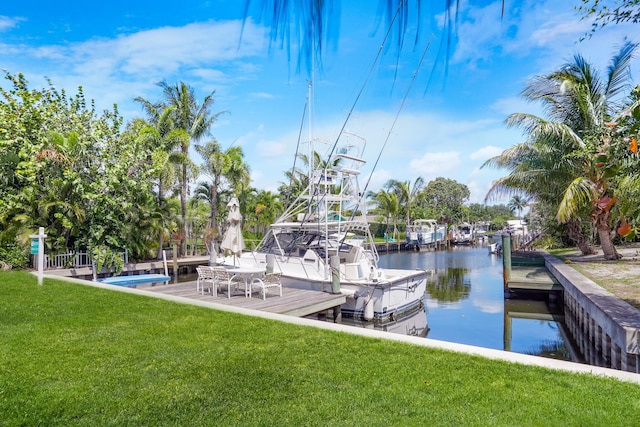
[259,230,352,258]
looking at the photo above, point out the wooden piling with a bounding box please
[502,234,512,293]
[172,243,178,281]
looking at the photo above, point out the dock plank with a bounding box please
[507,266,564,291]
[142,281,345,317]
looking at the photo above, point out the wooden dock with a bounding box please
[142,281,347,318]
[507,266,563,292]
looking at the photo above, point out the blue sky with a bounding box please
[1,1,638,204]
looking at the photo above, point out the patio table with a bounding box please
[225,265,266,297]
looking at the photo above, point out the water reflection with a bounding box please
[341,304,430,338]
[503,299,578,361]
[426,267,470,304]
[377,246,582,362]
[174,247,583,363]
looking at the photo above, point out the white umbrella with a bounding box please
[220,195,245,260]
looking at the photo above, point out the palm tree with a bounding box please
[485,42,638,259]
[279,150,342,206]
[385,177,424,226]
[252,190,283,235]
[507,195,528,220]
[195,140,251,234]
[483,138,597,255]
[367,189,399,241]
[133,102,190,257]
[157,81,225,255]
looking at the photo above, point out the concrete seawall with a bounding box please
[544,253,640,373]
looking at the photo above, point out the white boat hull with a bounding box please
[225,252,427,322]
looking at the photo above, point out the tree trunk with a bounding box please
[211,179,218,232]
[157,184,164,260]
[597,225,620,260]
[181,163,188,257]
[566,218,596,256]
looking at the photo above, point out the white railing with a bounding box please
[45,250,128,269]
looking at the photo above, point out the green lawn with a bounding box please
[2,271,640,426]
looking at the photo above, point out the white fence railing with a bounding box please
[45,250,128,269]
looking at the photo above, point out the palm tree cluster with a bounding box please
[135,82,282,257]
[484,42,640,259]
[0,70,290,269]
[367,177,473,240]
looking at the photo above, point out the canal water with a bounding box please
[363,245,581,362]
[176,246,581,362]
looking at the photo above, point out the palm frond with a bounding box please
[605,40,637,100]
[556,177,597,223]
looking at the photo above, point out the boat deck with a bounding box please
[142,280,347,318]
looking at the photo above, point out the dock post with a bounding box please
[329,255,343,322]
[172,243,178,281]
[330,255,340,294]
[502,234,512,296]
[162,250,169,277]
[266,254,274,274]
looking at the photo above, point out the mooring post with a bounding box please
[162,250,169,277]
[503,309,512,352]
[172,243,178,281]
[330,255,340,294]
[266,253,274,274]
[502,233,512,295]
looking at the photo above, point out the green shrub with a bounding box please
[0,244,29,269]
[533,235,563,250]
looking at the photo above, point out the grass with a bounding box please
[2,271,640,426]
[546,248,577,258]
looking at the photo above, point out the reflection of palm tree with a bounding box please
[426,267,471,303]
[523,339,570,361]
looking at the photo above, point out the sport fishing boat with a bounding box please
[405,219,446,250]
[224,132,427,322]
[452,222,473,245]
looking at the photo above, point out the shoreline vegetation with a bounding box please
[2,270,640,425]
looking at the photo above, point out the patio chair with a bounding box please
[212,267,245,299]
[249,272,283,300]
[196,266,216,296]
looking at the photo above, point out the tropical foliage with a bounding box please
[484,42,640,259]
[10,48,636,271]
[137,81,224,256]
[0,71,169,269]
[577,0,640,34]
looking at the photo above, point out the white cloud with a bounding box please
[0,20,267,114]
[529,18,590,47]
[472,298,503,314]
[250,92,274,99]
[366,169,393,192]
[409,151,462,176]
[0,16,24,32]
[491,96,541,117]
[256,140,287,158]
[469,145,503,161]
